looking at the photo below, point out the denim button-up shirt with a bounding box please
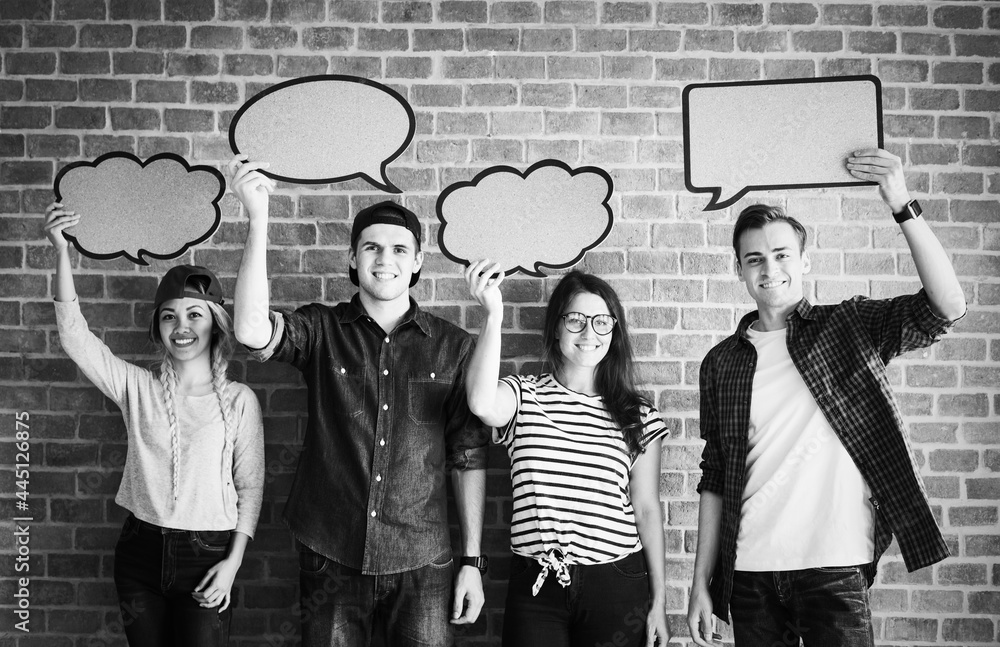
[250,295,488,574]
[698,289,956,621]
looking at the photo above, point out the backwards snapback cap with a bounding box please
[153,265,225,309]
[349,201,422,288]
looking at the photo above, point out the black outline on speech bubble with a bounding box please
[435,159,615,277]
[682,75,884,211]
[52,151,225,266]
[228,75,416,194]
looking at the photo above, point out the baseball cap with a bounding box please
[349,201,422,287]
[153,265,225,309]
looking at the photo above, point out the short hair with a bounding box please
[732,204,807,260]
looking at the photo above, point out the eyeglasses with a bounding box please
[561,312,617,336]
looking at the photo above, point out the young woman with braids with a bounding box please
[465,262,671,647]
[45,203,264,645]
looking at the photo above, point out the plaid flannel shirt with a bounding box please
[698,289,957,622]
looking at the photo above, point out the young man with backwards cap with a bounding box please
[228,157,489,646]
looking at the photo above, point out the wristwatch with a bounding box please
[459,555,489,574]
[892,199,922,224]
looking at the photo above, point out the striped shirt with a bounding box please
[498,373,668,566]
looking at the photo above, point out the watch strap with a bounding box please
[459,555,488,573]
[892,199,922,224]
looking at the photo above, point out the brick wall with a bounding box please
[1,0,998,644]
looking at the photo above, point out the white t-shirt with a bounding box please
[735,324,874,571]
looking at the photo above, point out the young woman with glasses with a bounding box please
[465,261,670,647]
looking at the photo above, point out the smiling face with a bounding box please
[555,291,613,372]
[349,223,423,304]
[736,221,811,320]
[157,297,214,364]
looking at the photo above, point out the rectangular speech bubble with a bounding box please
[683,75,883,211]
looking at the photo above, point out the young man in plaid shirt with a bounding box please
[687,149,967,646]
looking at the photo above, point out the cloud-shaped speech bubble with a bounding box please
[229,75,415,194]
[53,152,224,266]
[683,75,883,211]
[436,160,614,277]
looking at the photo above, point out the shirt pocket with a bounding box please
[407,371,455,425]
[331,364,367,419]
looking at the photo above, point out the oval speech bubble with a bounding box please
[683,75,883,211]
[53,152,225,266]
[229,75,415,194]
[436,160,614,277]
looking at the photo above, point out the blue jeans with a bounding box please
[113,514,232,647]
[298,544,454,647]
[501,551,651,647]
[730,567,875,647]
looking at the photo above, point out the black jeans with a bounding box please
[113,514,233,647]
[730,567,875,647]
[298,544,455,647]
[501,551,651,647]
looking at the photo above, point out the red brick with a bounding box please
[0,24,21,48]
[952,200,999,223]
[912,589,963,613]
[821,58,871,77]
[381,1,432,22]
[934,172,983,194]
[271,0,326,22]
[165,0,216,20]
[545,1,597,23]
[26,134,79,158]
[247,26,298,48]
[56,0,105,19]
[655,58,708,80]
[933,5,983,29]
[1,161,52,185]
[884,114,934,139]
[26,23,77,48]
[2,0,52,19]
[967,478,1000,500]
[901,32,951,57]
[603,2,651,23]
[113,51,165,75]
[6,52,57,75]
[933,61,983,85]
[657,2,708,24]
[949,506,998,527]
[738,31,786,53]
[710,58,760,81]
[358,27,409,50]
[823,3,871,25]
[54,106,105,130]
[877,5,927,26]
[967,90,1000,112]
[522,27,573,51]
[792,30,842,52]
[440,0,487,22]
[884,617,938,641]
[578,28,627,52]
[910,88,960,111]
[764,58,815,79]
[969,591,1000,613]
[964,144,1000,167]
[685,28,734,52]
[713,3,763,25]
[79,24,132,48]
[110,0,159,19]
[24,79,76,103]
[492,1,541,23]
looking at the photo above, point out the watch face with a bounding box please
[908,200,922,218]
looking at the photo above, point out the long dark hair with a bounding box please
[542,271,651,458]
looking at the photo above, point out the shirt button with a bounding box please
[383,369,389,376]
[340,367,346,374]
[430,372,435,379]
[379,439,386,446]
[384,336,390,343]
[371,510,377,517]
[382,404,388,411]
[376,474,382,482]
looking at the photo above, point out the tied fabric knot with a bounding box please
[531,549,571,596]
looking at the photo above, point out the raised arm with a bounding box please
[229,156,277,349]
[43,202,80,302]
[847,148,966,321]
[464,259,517,428]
